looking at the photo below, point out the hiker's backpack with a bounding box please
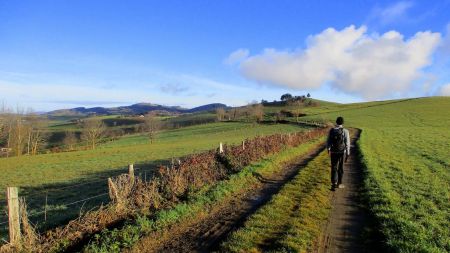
[330,128,346,152]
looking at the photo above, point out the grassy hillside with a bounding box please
[303,97,450,252]
[0,122,307,195]
[0,121,309,241]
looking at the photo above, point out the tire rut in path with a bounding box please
[129,143,326,253]
[315,129,369,253]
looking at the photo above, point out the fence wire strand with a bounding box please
[20,167,153,199]
[27,192,109,218]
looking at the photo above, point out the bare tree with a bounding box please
[229,108,239,120]
[290,99,303,122]
[251,103,264,123]
[81,118,105,149]
[246,103,264,123]
[216,108,226,121]
[275,110,286,123]
[143,115,160,143]
[0,104,45,156]
[0,103,15,157]
[24,113,48,155]
[63,131,78,151]
[11,107,27,156]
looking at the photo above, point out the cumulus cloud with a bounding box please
[230,25,441,99]
[440,83,450,96]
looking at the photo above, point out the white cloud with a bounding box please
[224,49,249,65]
[229,25,441,99]
[373,1,414,25]
[440,83,450,96]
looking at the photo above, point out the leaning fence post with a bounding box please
[128,164,134,182]
[108,178,119,202]
[219,142,223,153]
[7,187,21,246]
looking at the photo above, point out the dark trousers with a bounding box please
[330,152,345,185]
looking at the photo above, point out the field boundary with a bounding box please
[99,139,327,252]
[0,128,327,252]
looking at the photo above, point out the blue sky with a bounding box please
[1,0,450,111]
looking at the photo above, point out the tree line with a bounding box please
[0,103,163,157]
[0,104,47,157]
[215,102,264,123]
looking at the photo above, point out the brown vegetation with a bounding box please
[0,105,48,157]
[81,118,105,149]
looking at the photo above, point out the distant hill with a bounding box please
[48,103,228,116]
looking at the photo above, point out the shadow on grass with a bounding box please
[0,158,172,238]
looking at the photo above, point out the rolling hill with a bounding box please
[48,102,228,116]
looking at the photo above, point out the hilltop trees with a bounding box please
[81,118,106,150]
[280,93,293,101]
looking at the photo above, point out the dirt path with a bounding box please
[315,129,369,253]
[128,143,326,253]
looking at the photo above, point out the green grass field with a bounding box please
[0,122,307,191]
[1,96,448,252]
[0,121,309,240]
[302,97,450,252]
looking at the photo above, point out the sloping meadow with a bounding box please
[303,97,450,252]
[1,127,327,253]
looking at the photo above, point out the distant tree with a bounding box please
[275,111,285,123]
[81,118,105,149]
[250,103,264,123]
[307,93,311,98]
[229,108,239,120]
[290,99,304,122]
[26,114,47,155]
[261,99,268,105]
[0,104,15,157]
[280,93,293,101]
[8,107,28,156]
[216,107,226,121]
[143,114,161,143]
[63,131,78,151]
[0,102,9,146]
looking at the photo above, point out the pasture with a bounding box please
[1,97,448,253]
[302,97,450,252]
[0,121,309,241]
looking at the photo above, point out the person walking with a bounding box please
[327,116,350,191]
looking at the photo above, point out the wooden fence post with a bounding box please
[219,142,223,153]
[108,178,119,202]
[242,140,245,150]
[128,164,134,182]
[7,187,21,246]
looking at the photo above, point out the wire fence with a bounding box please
[0,164,157,245]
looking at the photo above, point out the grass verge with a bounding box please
[221,151,331,252]
[83,137,325,253]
